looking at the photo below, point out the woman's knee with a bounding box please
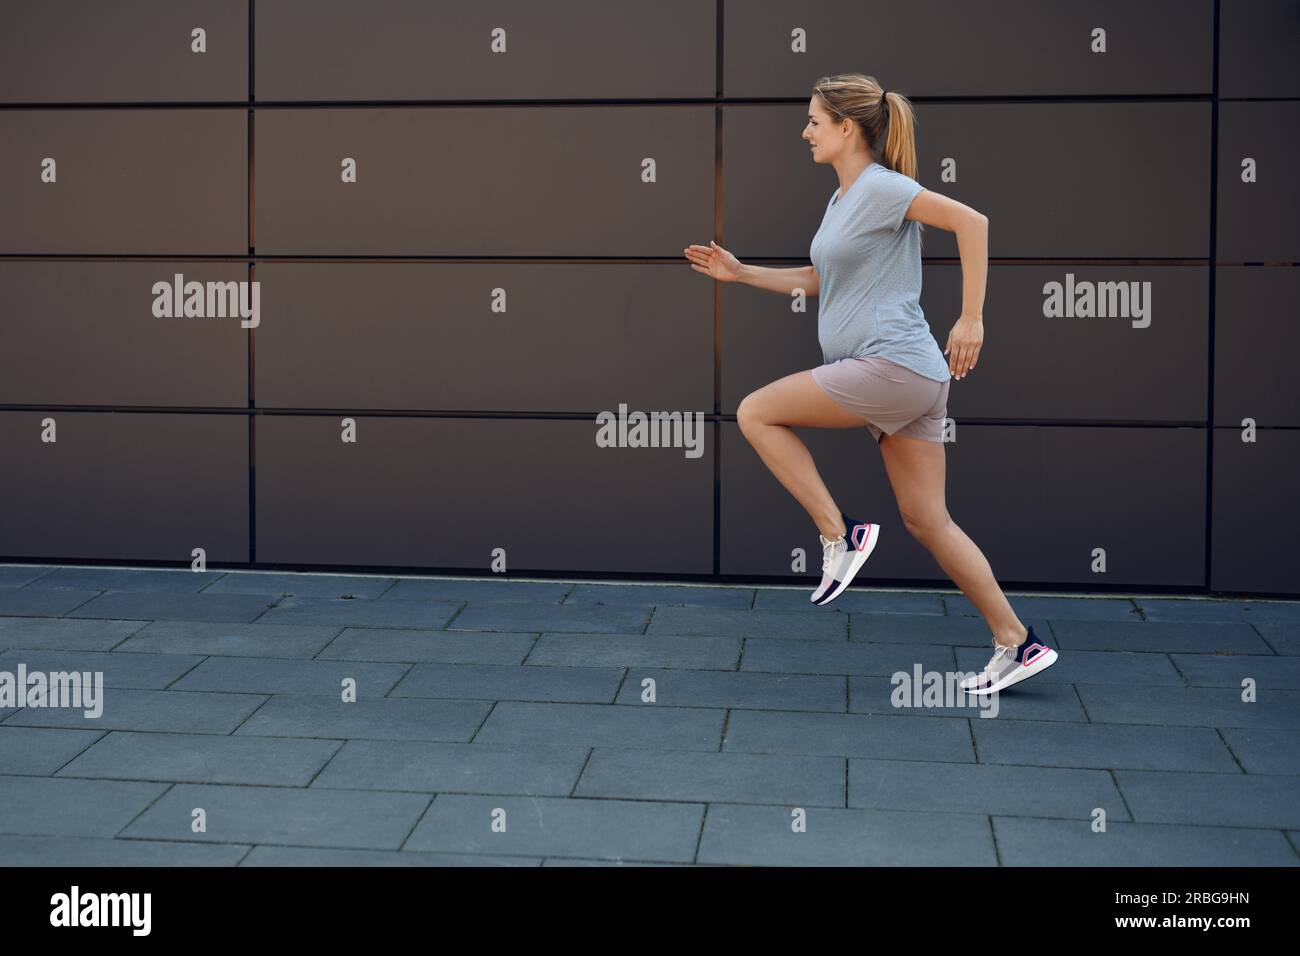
[736,392,766,433]
[901,507,951,543]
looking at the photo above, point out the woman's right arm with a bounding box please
[737,263,819,297]
[683,241,819,296]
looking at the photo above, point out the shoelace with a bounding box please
[982,642,1016,673]
[819,534,844,574]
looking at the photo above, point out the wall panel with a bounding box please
[0,411,249,562]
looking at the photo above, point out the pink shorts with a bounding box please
[810,355,950,443]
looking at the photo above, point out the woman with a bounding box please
[683,74,1056,695]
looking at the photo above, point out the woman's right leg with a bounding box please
[735,369,870,540]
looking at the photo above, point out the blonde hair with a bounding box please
[811,73,918,181]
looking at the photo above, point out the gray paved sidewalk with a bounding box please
[0,563,1297,867]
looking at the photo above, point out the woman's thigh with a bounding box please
[737,370,872,430]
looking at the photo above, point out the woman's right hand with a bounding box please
[683,240,743,282]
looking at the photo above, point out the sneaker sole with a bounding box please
[966,648,1059,696]
[815,524,880,606]
[810,572,836,604]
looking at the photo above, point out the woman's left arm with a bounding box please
[904,189,988,380]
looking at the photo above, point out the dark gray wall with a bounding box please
[0,0,1295,594]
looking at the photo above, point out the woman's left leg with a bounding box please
[736,370,871,540]
[876,430,1029,648]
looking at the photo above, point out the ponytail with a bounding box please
[878,89,919,181]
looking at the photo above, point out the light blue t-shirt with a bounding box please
[809,162,951,383]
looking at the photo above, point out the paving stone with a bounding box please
[1075,683,1300,730]
[169,657,410,696]
[0,727,105,775]
[0,588,100,617]
[120,783,431,850]
[1218,728,1300,775]
[613,668,844,713]
[1137,598,1300,624]
[972,719,1241,773]
[255,596,461,629]
[405,793,703,862]
[849,674,1086,722]
[234,695,490,742]
[526,633,740,670]
[564,583,755,609]
[993,817,1299,866]
[722,709,975,762]
[848,614,1054,647]
[116,620,341,659]
[0,775,168,837]
[541,857,687,867]
[647,606,847,641]
[68,591,285,623]
[58,731,341,786]
[697,803,997,866]
[946,594,1141,622]
[473,701,725,752]
[2,687,266,734]
[956,645,1181,687]
[849,758,1129,820]
[204,572,396,599]
[1114,769,1300,828]
[319,627,536,664]
[241,846,541,866]
[575,748,845,806]
[1172,652,1300,689]
[1238,603,1300,625]
[0,566,58,588]
[390,662,623,703]
[1255,623,1300,656]
[0,614,147,652]
[1050,619,1273,654]
[4,565,1296,867]
[450,602,650,634]
[753,588,945,614]
[28,567,226,593]
[0,648,203,689]
[0,621,147,650]
[0,834,249,866]
[382,579,570,604]
[1135,599,1251,623]
[741,638,957,677]
[310,740,588,795]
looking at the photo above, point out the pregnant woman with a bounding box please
[684,74,1056,695]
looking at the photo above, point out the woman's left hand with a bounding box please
[944,314,984,380]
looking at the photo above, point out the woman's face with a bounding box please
[802,95,849,164]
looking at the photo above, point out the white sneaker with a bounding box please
[810,513,880,606]
[961,626,1059,695]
